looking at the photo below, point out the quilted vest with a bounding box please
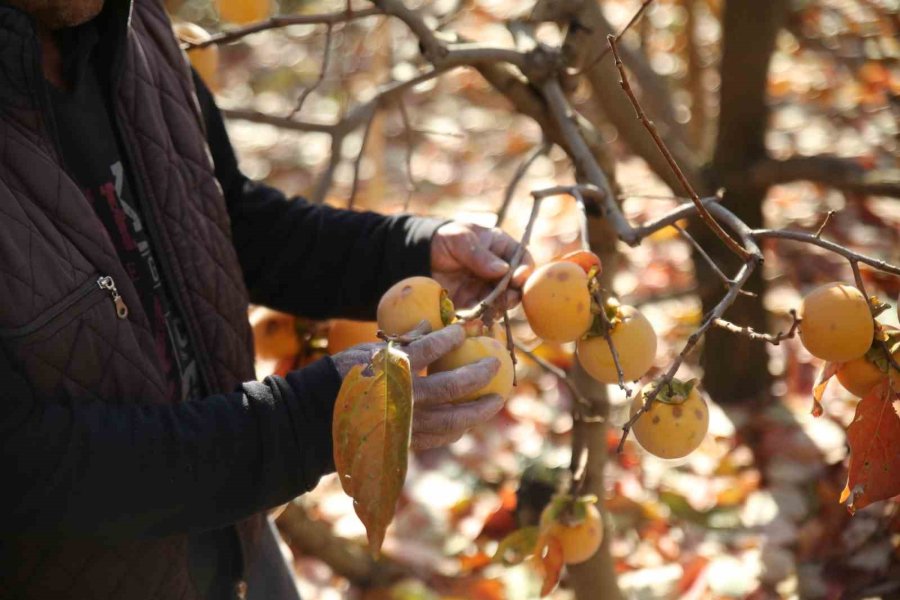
[0,1,261,598]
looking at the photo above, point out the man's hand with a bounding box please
[431,222,534,310]
[331,324,505,450]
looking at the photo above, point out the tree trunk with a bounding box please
[692,0,787,403]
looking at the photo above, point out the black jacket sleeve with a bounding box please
[0,348,341,540]
[192,71,448,320]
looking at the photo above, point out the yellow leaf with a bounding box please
[332,345,413,555]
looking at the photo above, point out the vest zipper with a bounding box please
[110,118,215,398]
[0,274,127,339]
[97,275,129,319]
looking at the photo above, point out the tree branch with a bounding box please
[750,156,900,198]
[184,7,381,49]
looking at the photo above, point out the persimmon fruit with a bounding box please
[799,282,874,362]
[377,276,455,337]
[539,495,603,565]
[522,261,593,343]
[836,330,900,396]
[577,305,657,383]
[327,320,380,354]
[215,0,269,24]
[429,336,514,403]
[250,307,300,360]
[630,379,708,459]
[172,22,219,91]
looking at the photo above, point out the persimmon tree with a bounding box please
[176,0,900,597]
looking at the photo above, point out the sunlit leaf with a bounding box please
[332,345,413,555]
[812,361,840,417]
[841,383,900,513]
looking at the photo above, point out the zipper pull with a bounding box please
[97,276,129,319]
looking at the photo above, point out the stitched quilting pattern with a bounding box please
[0,1,262,598]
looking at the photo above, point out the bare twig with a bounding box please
[593,288,632,398]
[288,24,334,118]
[713,309,801,345]
[458,192,544,320]
[503,310,517,386]
[496,142,551,227]
[220,107,337,134]
[347,107,377,208]
[397,98,419,200]
[671,222,745,293]
[571,187,592,253]
[617,258,759,452]
[513,340,598,418]
[607,35,752,262]
[814,210,836,239]
[184,7,381,49]
[571,0,656,76]
[751,229,900,276]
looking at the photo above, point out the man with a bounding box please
[0,0,532,598]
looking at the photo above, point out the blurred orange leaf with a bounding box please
[535,534,564,597]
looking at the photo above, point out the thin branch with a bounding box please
[396,98,419,199]
[503,310,517,387]
[347,107,378,209]
[184,7,381,49]
[618,258,759,452]
[571,0,656,76]
[496,142,551,228]
[312,133,346,203]
[713,309,801,345]
[814,210,836,239]
[288,24,334,119]
[540,78,635,242]
[672,222,738,292]
[513,340,598,417]
[458,192,544,320]
[750,156,900,198]
[220,107,337,134]
[571,187,592,253]
[593,289,632,398]
[751,229,900,276]
[607,35,752,262]
[629,194,722,238]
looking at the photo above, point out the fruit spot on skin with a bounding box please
[630,383,709,459]
[377,276,448,336]
[523,261,593,343]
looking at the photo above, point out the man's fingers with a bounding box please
[413,357,499,406]
[412,394,505,436]
[454,233,509,279]
[404,323,465,371]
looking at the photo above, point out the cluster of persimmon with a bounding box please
[799,282,900,396]
[376,276,516,403]
[522,251,710,461]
